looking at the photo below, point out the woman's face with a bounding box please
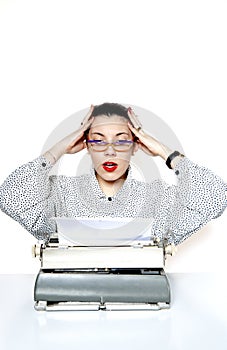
[87,115,138,182]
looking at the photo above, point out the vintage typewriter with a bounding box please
[33,218,176,311]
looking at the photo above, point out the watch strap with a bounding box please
[166,151,183,169]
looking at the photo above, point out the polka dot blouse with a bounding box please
[0,156,226,245]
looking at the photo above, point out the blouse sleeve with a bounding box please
[0,156,63,241]
[152,157,227,245]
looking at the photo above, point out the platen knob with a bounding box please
[165,243,177,256]
[32,244,41,258]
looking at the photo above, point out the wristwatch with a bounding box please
[166,151,184,169]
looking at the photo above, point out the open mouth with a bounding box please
[102,162,118,172]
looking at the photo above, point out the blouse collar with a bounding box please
[89,165,133,203]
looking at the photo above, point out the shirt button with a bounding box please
[175,170,179,175]
[42,162,47,167]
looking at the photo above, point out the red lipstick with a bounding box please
[102,162,118,172]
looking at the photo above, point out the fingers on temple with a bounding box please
[81,104,95,125]
[127,107,142,129]
[128,122,143,137]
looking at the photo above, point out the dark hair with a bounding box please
[85,102,138,141]
[90,102,130,121]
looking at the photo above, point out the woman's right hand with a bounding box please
[43,105,94,164]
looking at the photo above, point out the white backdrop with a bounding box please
[0,0,226,273]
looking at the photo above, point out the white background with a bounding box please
[0,0,226,273]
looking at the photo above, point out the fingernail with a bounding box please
[128,107,132,112]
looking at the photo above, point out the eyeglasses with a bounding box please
[87,139,134,152]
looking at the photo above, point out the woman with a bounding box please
[0,103,226,244]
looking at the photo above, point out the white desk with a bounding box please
[0,274,227,350]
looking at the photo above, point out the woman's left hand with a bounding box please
[127,108,172,161]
